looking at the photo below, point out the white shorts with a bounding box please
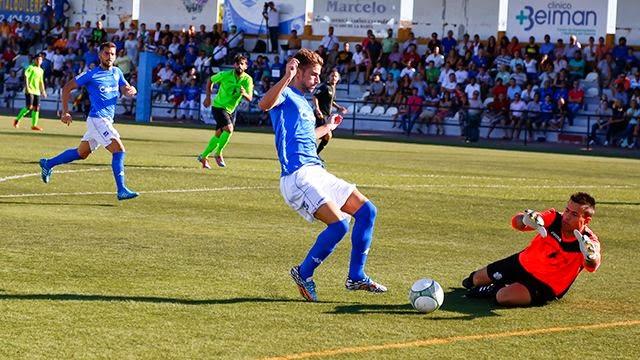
[81,116,120,151]
[280,164,356,223]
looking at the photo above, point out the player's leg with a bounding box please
[14,94,33,127]
[298,201,349,279]
[495,283,532,306]
[30,96,42,131]
[39,141,90,184]
[290,201,349,302]
[105,138,138,200]
[215,112,234,159]
[199,108,230,167]
[317,132,331,155]
[341,189,387,292]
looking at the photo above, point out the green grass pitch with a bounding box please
[1,116,639,359]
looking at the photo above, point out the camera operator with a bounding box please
[263,2,279,53]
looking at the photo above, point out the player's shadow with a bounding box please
[328,288,500,320]
[171,154,277,162]
[0,292,312,305]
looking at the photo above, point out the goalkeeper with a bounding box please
[462,192,601,307]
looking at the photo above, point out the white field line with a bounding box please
[0,183,635,199]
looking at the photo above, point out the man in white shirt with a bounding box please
[321,26,340,50]
[438,62,454,84]
[426,46,445,68]
[158,63,175,83]
[212,39,228,65]
[510,93,527,140]
[402,31,418,53]
[442,72,458,92]
[194,50,211,73]
[228,25,244,51]
[465,77,481,99]
[264,2,280,53]
[455,63,468,84]
[399,60,416,79]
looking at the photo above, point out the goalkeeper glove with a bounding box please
[574,229,600,261]
[522,209,547,238]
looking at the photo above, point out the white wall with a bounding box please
[139,0,218,30]
[616,0,640,44]
[410,0,499,39]
[67,0,133,28]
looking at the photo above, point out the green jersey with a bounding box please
[210,70,253,113]
[24,64,44,96]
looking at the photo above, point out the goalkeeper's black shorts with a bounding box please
[487,253,557,305]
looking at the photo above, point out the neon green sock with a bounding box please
[215,131,233,155]
[15,107,30,122]
[31,111,39,127]
[201,134,220,158]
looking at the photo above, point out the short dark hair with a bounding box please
[293,48,323,69]
[234,54,247,64]
[99,42,117,51]
[570,192,596,216]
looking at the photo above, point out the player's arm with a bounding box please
[40,76,47,98]
[119,82,137,97]
[240,79,253,102]
[315,114,342,139]
[259,58,297,111]
[332,101,347,114]
[203,78,214,107]
[116,68,136,96]
[312,96,323,119]
[60,78,78,125]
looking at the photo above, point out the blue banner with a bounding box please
[223,0,305,35]
[0,0,45,25]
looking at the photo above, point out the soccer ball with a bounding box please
[409,278,445,313]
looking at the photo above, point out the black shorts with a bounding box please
[486,253,557,306]
[212,107,235,130]
[25,94,40,108]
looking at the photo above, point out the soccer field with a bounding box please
[1,117,639,359]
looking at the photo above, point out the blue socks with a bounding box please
[349,201,377,280]
[299,218,349,280]
[46,148,82,168]
[112,151,126,192]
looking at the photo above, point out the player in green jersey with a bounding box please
[14,54,47,131]
[197,55,253,168]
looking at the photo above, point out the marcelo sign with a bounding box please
[507,0,608,40]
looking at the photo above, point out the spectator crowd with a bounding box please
[1,8,639,148]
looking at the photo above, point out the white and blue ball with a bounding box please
[409,278,445,313]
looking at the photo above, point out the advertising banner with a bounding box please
[507,0,608,41]
[0,0,44,25]
[223,0,306,35]
[312,0,401,37]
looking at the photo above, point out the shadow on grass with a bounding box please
[0,201,115,207]
[170,154,277,162]
[328,287,500,319]
[0,293,320,305]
